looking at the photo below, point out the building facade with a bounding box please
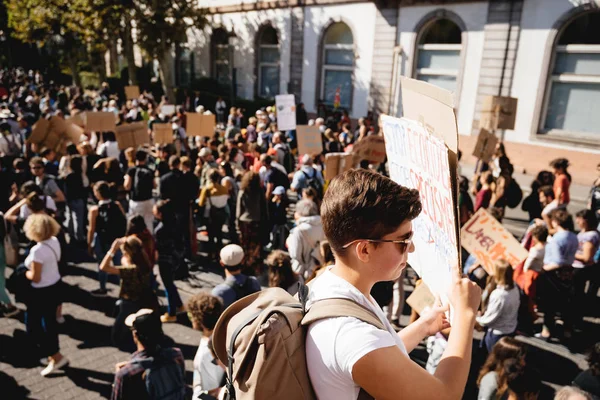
[183,0,600,184]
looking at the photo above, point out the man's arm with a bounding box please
[123,173,132,192]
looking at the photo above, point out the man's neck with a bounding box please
[225,269,241,278]
[330,262,374,299]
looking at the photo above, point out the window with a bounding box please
[211,28,230,86]
[258,26,280,98]
[415,18,462,92]
[542,12,600,138]
[321,22,354,109]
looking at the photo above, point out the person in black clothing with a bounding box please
[260,154,289,200]
[269,186,289,250]
[0,158,16,212]
[153,200,184,323]
[573,342,600,399]
[180,156,200,258]
[64,155,88,243]
[88,181,127,297]
[296,102,308,125]
[159,155,190,258]
[41,148,59,177]
[156,145,173,178]
[12,158,30,192]
[123,149,155,234]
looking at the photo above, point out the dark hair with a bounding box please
[266,250,298,290]
[66,144,78,156]
[103,131,116,142]
[26,192,45,213]
[135,149,147,162]
[537,185,555,199]
[169,155,180,168]
[94,180,111,200]
[40,147,53,157]
[322,169,422,256]
[126,214,147,236]
[576,209,598,231]
[530,225,548,243]
[70,155,83,174]
[550,158,572,182]
[261,154,273,166]
[320,241,335,265]
[240,170,261,193]
[220,161,234,178]
[550,209,574,231]
[155,199,173,218]
[20,181,41,196]
[208,168,221,184]
[13,158,26,170]
[588,342,600,376]
[187,293,223,331]
[459,175,469,192]
[504,361,541,398]
[478,337,527,396]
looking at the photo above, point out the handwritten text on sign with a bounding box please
[381,116,456,296]
[461,208,528,273]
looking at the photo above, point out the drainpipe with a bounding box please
[498,0,516,142]
[388,45,402,116]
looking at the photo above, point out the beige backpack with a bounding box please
[212,284,385,400]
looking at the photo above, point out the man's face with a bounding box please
[369,220,415,282]
[30,163,43,177]
[539,192,548,206]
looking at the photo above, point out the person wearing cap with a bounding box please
[111,309,185,400]
[211,244,261,309]
[269,186,290,251]
[290,154,324,198]
[198,147,217,188]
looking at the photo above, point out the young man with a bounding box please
[211,244,261,309]
[123,149,155,233]
[290,155,324,198]
[111,309,185,400]
[306,169,481,400]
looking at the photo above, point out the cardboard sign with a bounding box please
[153,123,173,144]
[381,77,460,299]
[352,135,386,164]
[115,122,148,150]
[324,152,354,181]
[161,104,176,116]
[275,94,296,131]
[187,113,216,137]
[296,125,323,157]
[472,129,499,163]
[85,112,117,132]
[461,208,528,274]
[479,96,518,131]
[125,85,140,100]
[29,118,50,144]
[406,281,435,315]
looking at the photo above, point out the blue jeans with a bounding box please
[67,199,87,242]
[158,262,182,316]
[93,234,122,290]
[481,329,512,354]
[25,283,61,357]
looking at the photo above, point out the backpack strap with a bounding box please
[301,297,386,330]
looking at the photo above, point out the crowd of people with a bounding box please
[0,66,598,399]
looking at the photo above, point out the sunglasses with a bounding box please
[342,231,414,253]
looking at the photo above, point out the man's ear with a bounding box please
[355,241,371,264]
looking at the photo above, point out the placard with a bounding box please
[381,77,460,299]
[296,125,323,156]
[153,123,173,144]
[275,94,296,131]
[461,208,528,274]
[352,135,386,164]
[472,129,499,163]
[161,104,176,116]
[125,85,140,100]
[85,112,117,132]
[187,113,216,137]
[115,121,148,150]
[65,122,85,144]
[406,281,435,315]
[479,96,518,131]
[324,152,354,181]
[29,118,49,144]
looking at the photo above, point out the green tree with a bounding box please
[132,0,207,100]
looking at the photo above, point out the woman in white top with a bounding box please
[307,169,481,400]
[23,214,69,376]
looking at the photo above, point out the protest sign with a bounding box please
[153,123,173,144]
[472,129,498,163]
[115,122,148,150]
[461,208,528,274]
[275,94,296,131]
[85,112,117,132]
[161,104,176,116]
[352,135,386,164]
[406,281,435,315]
[381,77,460,299]
[324,152,354,181]
[187,113,216,137]
[29,118,50,144]
[65,122,85,144]
[296,125,323,157]
[125,85,140,100]
[479,96,518,131]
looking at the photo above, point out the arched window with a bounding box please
[415,18,462,92]
[258,26,280,98]
[542,12,600,137]
[321,22,354,109]
[211,28,230,86]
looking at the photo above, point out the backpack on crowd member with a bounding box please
[132,348,186,400]
[302,169,323,198]
[506,178,523,209]
[280,145,294,174]
[132,166,154,201]
[212,285,383,400]
[96,201,126,245]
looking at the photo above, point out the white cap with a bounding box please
[199,147,212,158]
[220,244,245,267]
[124,308,154,327]
[273,186,285,196]
[25,95,34,103]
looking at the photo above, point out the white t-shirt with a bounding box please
[25,237,61,289]
[305,269,408,400]
[193,336,225,398]
[20,196,57,220]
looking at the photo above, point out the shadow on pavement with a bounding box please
[0,371,32,399]
[64,366,114,398]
